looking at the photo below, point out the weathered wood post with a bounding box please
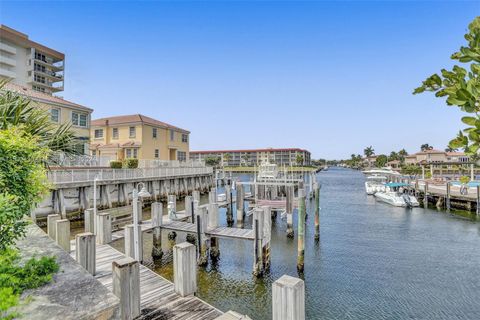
[112,257,140,320]
[173,242,197,297]
[253,207,265,277]
[314,183,320,241]
[84,208,95,233]
[297,189,306,272]
[196,206,208,266]
[225,184,232,204]
[96,212,112,244]
[446,182,451,212]
[286,185,294,238]
[192,190,200,204]
[168,194,177,213]
[75,232,96,275]
[272,275,305,320]
[207,203,220,259]
[55,219,70,252]
[424,181,429,209]
[236,182,244,227]
[136,201,143,224]
[262,206,272,270]
[125,224,143,262]
[477,185,480,215]
[47,214,61,240]
[185,195,194,222]
[151,202,163,259]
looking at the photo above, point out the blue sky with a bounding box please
[1,1,478,159]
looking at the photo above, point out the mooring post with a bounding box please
[192,190,200,204]
[286,185,294,238]
[297,189,306,272]
[208,203,220,260]
[125,224,143,262]
[262,206,272,270]
[477,185,480,215]
[84,208,95,233]
[185,195,193,222]
[424,181,429,209]
[96,212,112,244]
[151,202,163,259]
[272,275,305,320]
[47,214,61,240]
[446,182,451,212]
[253,207,265,277]
[196,207,208,266]
[75,232,96,275]
[209,188,217,204]
[236,182,244,227]
[136,201,143,224]
[168,194,177,213]
[225,184,232,204]
[112,257,140,320]
[55,219,70,252]
[173,242,197,297]
[314,183,320,241]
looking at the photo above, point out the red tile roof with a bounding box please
[3,82,92,112]
[91,114,189,133]
[190,148,310,154]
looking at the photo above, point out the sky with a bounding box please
[1,1,479,159]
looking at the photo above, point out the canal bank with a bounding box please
[111,167,480,319]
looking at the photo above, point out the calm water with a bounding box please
[113,167,480,319]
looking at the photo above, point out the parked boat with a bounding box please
[365,175,387,195]
[374,183,419,207]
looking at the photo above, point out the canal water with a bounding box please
[113,167,480,319]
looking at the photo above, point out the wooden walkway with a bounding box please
[70,242,222,320]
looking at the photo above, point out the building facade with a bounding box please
[189,148,312,166]
[90,114,190,162]
[4,82,92,154]
[0,25,65,95]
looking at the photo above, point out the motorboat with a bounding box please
[365,175,387,195]
[362,167,401,177]
[374,183,419,207]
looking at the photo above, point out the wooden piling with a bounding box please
[297,190,306,272]
[75,232,96,275]
[477,185,480,215]
[424,181,429,209]
[236,182,244,227]
[446,182,451,212]
[286,185,294,238]
[125,224,143,262]
[84,208,95,233]
[262,206,272,270]
[185,195,194,222]
[55,219,70,252]
[209,203,220,260]
[272,275,305,320]
[47,214,61,240]
[314,183,320,241]
[112,257,140,320]
[151,202,163,259]
[196,207,208,266]
[253,207,265,277]
[209,189,217,204]
[173,242,197,297]
[96,212,112,244]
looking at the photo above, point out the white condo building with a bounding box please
[0,25,65,95]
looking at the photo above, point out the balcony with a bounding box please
[33,57,64,71]
[0,66,16,79]
[0,55,16,67]
[33,69,63,82]
[0,42,16,55]
[28,76,64,92]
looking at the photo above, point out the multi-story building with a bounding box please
[0,25,65,95]
[189,148,312,166]
[4,82,92,154]
[90,114,190,162]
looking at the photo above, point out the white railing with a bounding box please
[48,153,112,167]
[48,166,213,184]
[138,159,206,168]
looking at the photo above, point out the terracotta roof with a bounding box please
[91,114,189,134]
[3,82,92,112]
[416,149,445,154]
[90,141,141,149]
[190,148,310,154]
[121,141,141,147]
[446,152,467,156]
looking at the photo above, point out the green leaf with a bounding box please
[461,116,477,125]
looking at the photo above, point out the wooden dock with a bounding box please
[70,242,223,320]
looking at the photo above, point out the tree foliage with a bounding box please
[375,154,388,167]
[364,146,375,157]
[414,17,480,154]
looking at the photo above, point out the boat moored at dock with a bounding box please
[374,182,419,207]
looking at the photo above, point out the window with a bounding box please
[32,86,45,93]
[34,74,46,83]
[154,149,159,158]
[94,129,103,139]
[133,148,138,158]
[170,129,175,141]
[126,149,132,158]
[152,128,157,138]
[112,128,119,139]
[35,52,46,62]
[178,151,187,162]
[50,108,60,122]
[182,134,188,143]
[72,112,88,127]
[34,63,46,73]
[126,148,138,159]
[129,126,136,138]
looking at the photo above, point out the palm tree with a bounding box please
[296,154,304,166]
[0,81,79,157]
[445,147,458,152]
[420,143,433,151]
[222,153,231,166]
[241,154,250,166]
[364,146,375,157]
[389,151,399,161]
[398,149,408,163]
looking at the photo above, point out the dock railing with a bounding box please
[48,166,213,184]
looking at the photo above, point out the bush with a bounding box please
[123,158,138,169]
[109,160,122,169]
[459,175,471,185]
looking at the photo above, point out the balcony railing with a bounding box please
[47,166,213,184]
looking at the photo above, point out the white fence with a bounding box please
[138,159,206,168]
[48,166,213,184]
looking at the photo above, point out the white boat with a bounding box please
[362,167,401,176]
[365,175,387,195]
[374,183,419,207]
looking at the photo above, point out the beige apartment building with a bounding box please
[0,25,65,95]
[4,82,92,154]
[90,114,190,162]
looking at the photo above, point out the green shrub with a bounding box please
[0,248,59,319]
[109,160,122,169]
[123,158,138,169]
[459,175,471,185]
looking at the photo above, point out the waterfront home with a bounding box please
[3,82,92,154]
[90,114,190,162]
